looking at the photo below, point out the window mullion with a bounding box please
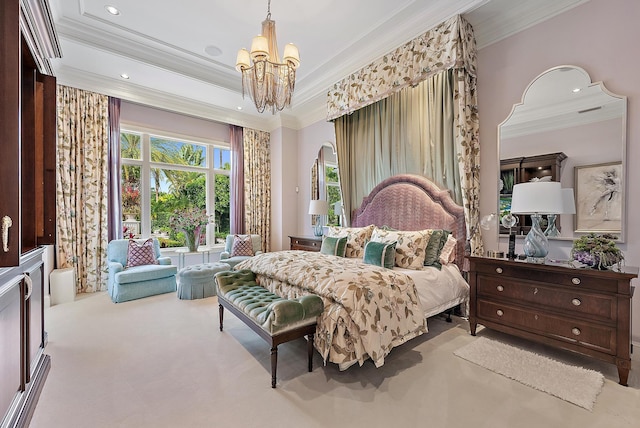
[141,133,152,236]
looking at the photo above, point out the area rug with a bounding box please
[454,337,604,411]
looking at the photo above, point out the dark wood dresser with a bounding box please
[467,256,638,385]
[289,235,322,252]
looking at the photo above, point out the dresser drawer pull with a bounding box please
[571,277,581,285]
[312,242,317,246]
[496,285,504,292]
[571,298,581,306]
[533,287,538,295]
[572,328,581,336]
[295,240,299,244]
[495,267,503,274]
[496,309,504,317]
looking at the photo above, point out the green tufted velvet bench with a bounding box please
[215,269,324,388]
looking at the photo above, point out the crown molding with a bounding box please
[55,17,241,91]
[55,65,271,131]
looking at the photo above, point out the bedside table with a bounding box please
[467,256,638,386]
[289,235,322,252]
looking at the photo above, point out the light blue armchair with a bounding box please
[219,234,263,268]
[107,238,178,303]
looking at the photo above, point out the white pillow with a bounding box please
[325,225,375,258]
[371,227,433,270]
[439,234,457,265]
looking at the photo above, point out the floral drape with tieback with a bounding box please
[243,128,271,253]
[56,85,110,293]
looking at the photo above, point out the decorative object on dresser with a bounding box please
[289,235,322,252]
[467,256,638,386]
[308,200,329,236]
[509,181,564,263]
[570,233,624,270]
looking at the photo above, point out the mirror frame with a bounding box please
[497,65,628,242]
[311,142,338,227]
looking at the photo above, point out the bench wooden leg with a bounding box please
[307,334,314,372]
[271,346,278,388]
[219,304,224,331]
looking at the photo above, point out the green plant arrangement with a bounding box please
[570,233,624,270]
[169,207,208,252]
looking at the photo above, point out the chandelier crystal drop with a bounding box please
[235,0,300,114]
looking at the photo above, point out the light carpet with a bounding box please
[454,337,604,411]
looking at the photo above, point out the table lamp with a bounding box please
[308,200,329,236]
[544,188,576,237]
[510,182,563,263]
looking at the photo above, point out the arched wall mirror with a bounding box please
[498,65,627,242]
[311,142,342,227]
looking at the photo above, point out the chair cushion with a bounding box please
[116,264,178,285]
[231,234,254,257]
[127,238,158,267]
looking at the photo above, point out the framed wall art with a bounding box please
[574,161,623,234]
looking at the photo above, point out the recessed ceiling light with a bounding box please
[120,73,129,79]
[105,5,121,16]
[204,45,223,57]
[572,88,581,93]
[237,106,243,110]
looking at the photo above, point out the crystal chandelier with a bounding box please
[235,0,300,114]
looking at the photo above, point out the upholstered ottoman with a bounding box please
[177,262,231,300]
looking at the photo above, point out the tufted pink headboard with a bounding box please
[351,174,467,270]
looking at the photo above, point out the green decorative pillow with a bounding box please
[424,230,451,269]
[320,236,347,257]
[363,241,397,269]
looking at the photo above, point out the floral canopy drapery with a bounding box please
[327,15,483,258]
[56,85,110,292]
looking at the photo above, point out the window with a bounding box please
[120,129,231,248]
[325,163,342,226]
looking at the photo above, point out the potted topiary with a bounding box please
[570,233,624,270]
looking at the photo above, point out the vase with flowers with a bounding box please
[169,207,208,252]
[571,233,624,270]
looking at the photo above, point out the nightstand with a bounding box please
[289,235,322,252]
[467,256,638,386]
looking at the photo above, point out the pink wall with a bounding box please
[120,101,230,142]
[477,0,640,341]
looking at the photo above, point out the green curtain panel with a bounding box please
[56,85,110,292]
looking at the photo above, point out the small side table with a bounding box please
[175,246,214,270]
[289,235,322,252]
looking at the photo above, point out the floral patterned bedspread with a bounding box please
[235,251,427,370]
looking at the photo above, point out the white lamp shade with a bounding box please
[283,43,300,68]
[235,48,251,72]
[562,188,576,214]
[510,182,563,214]
[308,200,329,215]
[250,35,270,60]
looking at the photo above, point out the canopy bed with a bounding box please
[236,174,469,370]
